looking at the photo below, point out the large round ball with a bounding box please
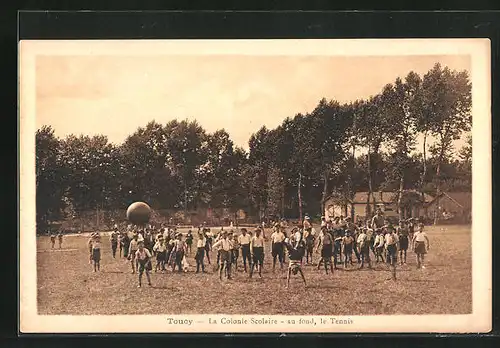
[126,202,151,225]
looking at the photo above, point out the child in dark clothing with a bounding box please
[186,230,194,255]
[284,235,307,288]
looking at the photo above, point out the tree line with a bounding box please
[36,63,472,230]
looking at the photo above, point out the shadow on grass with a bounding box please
[151,285,181,290]
[404,278,438,283]
[101,270,125,274]
[37,249,79,253]
[365,268,412,273]
[306,284,349,290]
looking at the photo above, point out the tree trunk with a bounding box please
[350,145,356,221]
[371,146,380,213]
[434,160,442,225]
[281,180,285,218]
[366,149,373,220]
[346,169,352,220]
[321,169,330,217]
[184,180,188,215]
[347,144,356,203]
[397,175,404,220]
[298,173,303,223]
[433,135,447,225]
[420,131,428,201]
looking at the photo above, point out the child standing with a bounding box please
[153,234,167,273]
[110,227,119,258]
[135,240,152,287]
[231,233,240,273]
[303,227,316,265]
[365,221,375,259]
[332,230,342,269]
[374,230,385,263]
[397,220,409,265]
[121,232,130,259]
[215,229,224,270]
[57,232,63,249]
[171,233,187,273]
[50,233,56,249]
[342,231,355,268]
[270,227,286,271]
[249,228,265,278]
[204,229,213,265]
[211,231,233,280]
[412,223,430,269]
[185,230,194,255]
[384,226,399,280]
[128,234,139,274]
[315,226,334,274]
[357,227,371,269]
[345,217,360,263]
[87,232,94,263]
[88,232,102,272]
[238,228,252,273]
[195,231,207,273]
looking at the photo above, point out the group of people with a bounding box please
[82,211,430,288]
[308,211,430,280]
[193,224,308,288]
[263,211,430,281]
[49,232,64,249]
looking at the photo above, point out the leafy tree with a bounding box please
[286,112,325,220]
[266,165,285,218]
[59,134,118,212]
[200,129,235,207]
[119,121,180,209]
[459,134,472,166]
[310,99,352,214]
[227,146,250,221]
[270,120,295,217]
[200,129,250,217]
[36,63,473,227]
[164,119,207,212]
[356,95,391,217]
[344,101,364,219]
[247,126,272,220]
[383,73,421,219]
[420,64,472,223]
[36,126,64,232]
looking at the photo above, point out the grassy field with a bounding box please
[36,225,472,315]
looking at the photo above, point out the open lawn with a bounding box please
[36,225,472,315]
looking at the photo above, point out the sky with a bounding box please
[36,54,471,154]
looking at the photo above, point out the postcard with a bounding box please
[19,38,491,333]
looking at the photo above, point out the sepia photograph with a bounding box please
[19,39,491,333]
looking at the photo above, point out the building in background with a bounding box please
[324,191,434,223]
[424,191,472,224]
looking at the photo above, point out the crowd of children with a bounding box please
[77,211,430,288]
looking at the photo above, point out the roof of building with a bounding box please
[325,191,434,205]
[427,191,472,210]
[352,191,434,204]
